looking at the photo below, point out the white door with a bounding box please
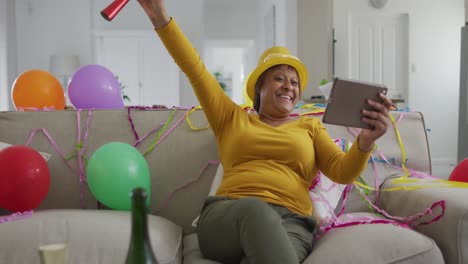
[96,35,140,106]
[94,32,180,107]
[335,13,409,100]
[139,37,180,107]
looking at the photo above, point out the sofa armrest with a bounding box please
[379,179,468,264]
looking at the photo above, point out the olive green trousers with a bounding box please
[197,197,316,264]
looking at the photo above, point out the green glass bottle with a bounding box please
[125,187,159,264]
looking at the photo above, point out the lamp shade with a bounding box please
[49,55,80,77]
[369,0,389,9]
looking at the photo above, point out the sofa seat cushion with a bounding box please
[183,233,221,264]
[182,213,444,264]
[304,213,444,264]
[0,209,182,264]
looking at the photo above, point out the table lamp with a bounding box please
[49,55,80,106]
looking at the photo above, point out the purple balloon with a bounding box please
[68,64,124,109]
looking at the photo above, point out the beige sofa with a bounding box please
[0,108,466,264]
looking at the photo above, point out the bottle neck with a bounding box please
[130,195,149,244]
[126,188,158,264]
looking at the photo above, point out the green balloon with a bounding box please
[87,142,150,210]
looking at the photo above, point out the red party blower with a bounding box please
[101,0,130,21]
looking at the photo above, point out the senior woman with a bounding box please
[138,0,393,263]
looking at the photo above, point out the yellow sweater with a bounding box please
[157,19,371,216]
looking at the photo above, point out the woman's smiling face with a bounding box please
[257,64,300,118]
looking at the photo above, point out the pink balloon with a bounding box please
[68,64,125,109]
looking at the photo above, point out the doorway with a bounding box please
[204,40,255,105]
[334,13,409,103]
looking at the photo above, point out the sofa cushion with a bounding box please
[183,234,221,264]
[0,209,182,264]
[208,163,224,197]
[304,213,444,264]
[182,213,443,264]
[380,178,468,264]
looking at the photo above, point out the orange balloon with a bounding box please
[11,69,66,110]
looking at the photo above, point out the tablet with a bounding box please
[322,78,388,129]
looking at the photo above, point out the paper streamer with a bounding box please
[0,210,33,223]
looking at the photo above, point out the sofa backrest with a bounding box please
[0,108,430,234]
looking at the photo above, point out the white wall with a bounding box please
[459,26,468,163]
[297,0,333,99]
[0,0,8,111]
[2,0,18,111]
[466,4,468,23]
[256,0,298,58]
[204,0,258,40]
[256,0,273,63]
[15,0,93,73]
[165,0,205,106]
[272,0,298,56]
[6,0,17,111]
[334,0,465,177]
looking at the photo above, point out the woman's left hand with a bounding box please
[358,93,394,152]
